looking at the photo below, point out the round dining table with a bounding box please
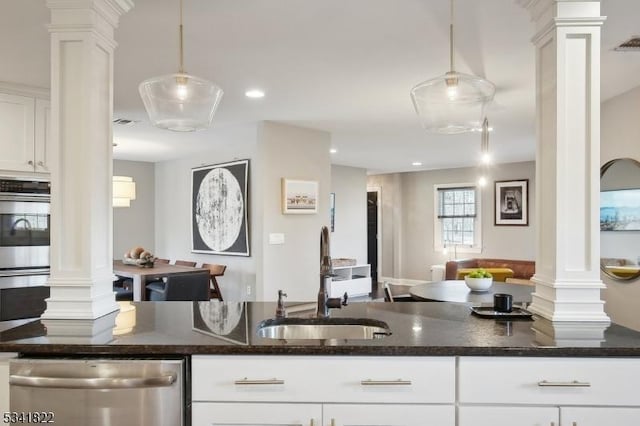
[409,280,534,304]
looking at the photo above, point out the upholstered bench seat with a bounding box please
[456,267,514,282]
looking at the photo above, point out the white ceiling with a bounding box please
[3,0,640,173]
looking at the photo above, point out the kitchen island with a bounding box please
[2,302,640,426]
[0,301,638,355]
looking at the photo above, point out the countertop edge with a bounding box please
[5,344,640,357]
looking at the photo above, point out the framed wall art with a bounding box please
[281,178,318,214]
[495,179,529,226]
[191,159,250,256]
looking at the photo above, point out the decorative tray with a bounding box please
[470,306,533,319]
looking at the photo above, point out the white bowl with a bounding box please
[464,276,493,292]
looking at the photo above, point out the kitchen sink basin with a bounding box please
[256,317,392,340]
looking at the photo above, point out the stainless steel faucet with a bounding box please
[318,226,347,318]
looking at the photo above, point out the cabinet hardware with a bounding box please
[27,160,34,166]
[37,161,47,169]
[233,377,284,385]
[537,380,590,387]
[360,379,412,386]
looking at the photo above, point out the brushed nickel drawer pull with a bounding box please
[361,379,412,386]
[538,380,591,387]
[234,377,284,385]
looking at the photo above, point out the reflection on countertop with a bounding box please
[0,301,640,356]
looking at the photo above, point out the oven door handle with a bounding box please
[0,195,50,203]
[9,373,177,389]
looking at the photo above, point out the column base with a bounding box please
[42,277,119,320]
[531,316,609,347]
[528,276,611,323]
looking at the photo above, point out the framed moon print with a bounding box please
[192,159,250,256]
[494,179,529,226]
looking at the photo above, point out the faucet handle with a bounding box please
[342,292,349,306]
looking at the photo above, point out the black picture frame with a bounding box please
[494,179,529,226]
[191,159,250,256]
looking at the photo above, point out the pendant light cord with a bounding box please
[449,0,455,72]
[179,0,185,74]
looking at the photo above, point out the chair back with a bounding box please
[202,263,226,276]
[201,263,227,301]
[148,271,210,301]
[383,282,414,302]
[175,260,197,267]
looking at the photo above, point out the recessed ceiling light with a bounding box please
[330,148,338,154]
[245,89,265,98]
[412,161,423,166]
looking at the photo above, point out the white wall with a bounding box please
[257,122,331,302]
[154,124,259,301]
[330,165,367,264]
[601,85,640,330]
[113,160,155,259]
[368,161,536,281]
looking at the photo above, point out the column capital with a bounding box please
[46,0,133,29]
[517,0,605,45]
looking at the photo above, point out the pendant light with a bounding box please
[113,176,136,208]
[410,0,495,134]
[139,0,223,132]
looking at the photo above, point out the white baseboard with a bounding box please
[380,276,431,286]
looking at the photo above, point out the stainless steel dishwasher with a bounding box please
[9,358,186,426]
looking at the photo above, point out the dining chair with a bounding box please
[383,282,414,302]
[174,260,197,267]
[113,277,133,301]
[155,258,170,264]
[145,271,210,301]
[201,263,227,301]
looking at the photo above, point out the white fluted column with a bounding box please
[519,0,609,322]
[43,0,133,319]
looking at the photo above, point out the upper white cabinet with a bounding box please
[0,85,50,176]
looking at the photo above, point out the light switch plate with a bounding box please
[269,233,285,245]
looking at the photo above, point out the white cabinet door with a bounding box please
[0,93,35,172]
[561,407,640,426]
[459,406,558,426]
[192,402,320,426]
[323,404,454,426]
[34,98,51,174]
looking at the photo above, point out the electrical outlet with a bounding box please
[246,285,251,296]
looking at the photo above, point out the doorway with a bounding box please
[367,189,381,292]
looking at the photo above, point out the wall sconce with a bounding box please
[113,176,136,208]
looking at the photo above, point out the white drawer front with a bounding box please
[459,357,640,406]
[459,406,558,426]
[192,356,455,403]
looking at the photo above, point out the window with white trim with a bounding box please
[434,183,482,253]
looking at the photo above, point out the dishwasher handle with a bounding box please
[10,373,177,389]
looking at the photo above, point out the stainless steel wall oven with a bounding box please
[0,178,50,275]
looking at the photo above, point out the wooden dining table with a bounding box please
[113,260,208,301]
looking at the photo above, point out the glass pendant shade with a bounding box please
[139,73,223,132]
[411,71,495,134]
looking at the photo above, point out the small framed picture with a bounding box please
[282,179,318,214]
[495,179,529,226]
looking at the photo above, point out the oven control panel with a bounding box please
[0,179,50,195]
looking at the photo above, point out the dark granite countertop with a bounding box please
[1,301,640,357]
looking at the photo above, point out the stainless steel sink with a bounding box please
[256,317,392,340]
